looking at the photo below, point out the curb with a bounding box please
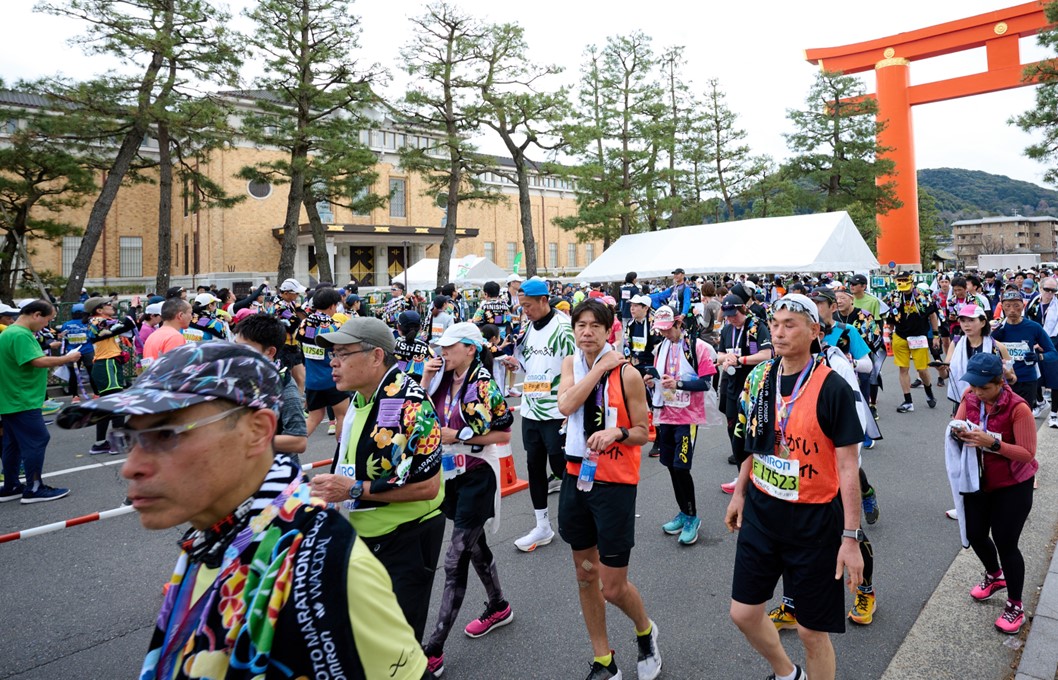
[1015,527,1058,680]
[882,418,1058,680]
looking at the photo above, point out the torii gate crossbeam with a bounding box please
[805,2,1051,269]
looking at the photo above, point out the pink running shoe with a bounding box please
[970,572,1007,601]
[426,653,444,676]
[464,600,513,638]
[720,478,738,494]
[995,600,1024,635]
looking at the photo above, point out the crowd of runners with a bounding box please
[0,265,1046,679]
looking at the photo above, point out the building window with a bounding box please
[567,242,577,268]
[548,242,558,269]
[507,242,517,267]
[3,119,17,135]
[247,179,271,199]
[352,186,371,216]
[483,241,495,263]
[119,236,143,277]
[371,130,384,148]
[389,178,407,217]
[62,236,82,277]
[585,243,595,263]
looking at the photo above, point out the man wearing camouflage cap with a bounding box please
[58,342,427,680]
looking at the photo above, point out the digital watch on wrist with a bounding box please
[348,480,363,500]
[842,528,866,542]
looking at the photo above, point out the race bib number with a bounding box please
[631,336,646,353]
[662,389,691,408]
[182,328,204,342]
[1006,341,1030,362]
[523,372,552,396]
[621,288,631,300]
[907,335,929,350]
[66,333,87,345]
[302,343,326,361]
[432,324,445,339]
[752,453,800,501]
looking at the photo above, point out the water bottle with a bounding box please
[441,450,457,481]
[577,449,599,492]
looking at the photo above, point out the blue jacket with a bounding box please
[992,318,1058,384]
[651,284,692,316]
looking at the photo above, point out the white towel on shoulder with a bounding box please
[944,419,982,548]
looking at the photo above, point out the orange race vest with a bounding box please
[567,366,642,485]
[750,363,840,504]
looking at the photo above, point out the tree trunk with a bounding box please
[61,12,168,302]
[155,122,173,294]
[436,159,460,289]
[277,154,307,282]
[303,193,333,284]
[0,231,19,304]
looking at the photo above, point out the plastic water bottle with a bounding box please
[577,449,599,492]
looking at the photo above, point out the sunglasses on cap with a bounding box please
[772,298,816,317]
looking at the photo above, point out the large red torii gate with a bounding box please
[805,2,1052,269]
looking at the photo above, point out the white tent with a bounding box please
[575,212,880,282]
[399,255,509,290]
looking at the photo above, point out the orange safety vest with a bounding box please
[566,366,642,485]
[750,363,840,504]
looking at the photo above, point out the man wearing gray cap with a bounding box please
[57,342,427,679]
[309,316,445,643]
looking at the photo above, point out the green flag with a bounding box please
[512,252,522,275]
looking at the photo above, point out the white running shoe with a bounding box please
[514,524,554,552]
[547,475,562,494]
[945,508,958,520]
[1050,413,1058,429]
[1033,403,1047,418]
[636,620,662,680]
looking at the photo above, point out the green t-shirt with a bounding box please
[852,293,882,319]
[0,325,46,414]
[338,390,444,538]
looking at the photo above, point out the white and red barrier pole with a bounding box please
[0,504,135,544]
[0,458,335,544]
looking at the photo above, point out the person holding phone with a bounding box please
[950,352,1037,635]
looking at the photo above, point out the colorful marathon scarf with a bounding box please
[141,455,361,680]
[738,355,825,457]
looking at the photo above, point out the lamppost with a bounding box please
[402,240,409,290]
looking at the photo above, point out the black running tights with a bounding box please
[963,477,1034,602]
[667,467,697,517]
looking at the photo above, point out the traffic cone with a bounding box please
[498,445,529,497]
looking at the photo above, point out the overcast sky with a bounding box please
[2,0,1054,191]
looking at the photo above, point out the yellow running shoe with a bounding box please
[848,589,876,625]
[768,603,797,630]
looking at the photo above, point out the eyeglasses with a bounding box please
[331,347,375,362]
[1045,288,1057,293]
[107,406,247,455]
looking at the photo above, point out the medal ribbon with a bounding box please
[776,358,818,454]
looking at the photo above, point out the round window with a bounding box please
[247,179,272,199]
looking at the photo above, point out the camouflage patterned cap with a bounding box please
[57,342,282,429]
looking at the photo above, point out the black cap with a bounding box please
[671,268,685,275]
[165,286,185,299]
[721,294,744,309]
[849,274,868,286]
[809,286,837,303]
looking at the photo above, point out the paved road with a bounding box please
[0,363,978,679]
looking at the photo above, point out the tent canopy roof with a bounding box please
[575,212,879,282]
[399,255,508,290]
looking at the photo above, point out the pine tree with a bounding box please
[34,0,241,301]
[240,0,383,284]
[0,105,97,302]
[399,2,502,288]
[1013,1,1058,186]
[469,21,568,277]
[784,70,901,244]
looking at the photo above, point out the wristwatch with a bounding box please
[348,480,364,500]
[842,528,866,542]
[616,426,630,443]
[989,436,1002,452]
[676,380,684,390]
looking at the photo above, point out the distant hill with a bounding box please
[918,167,1058,227]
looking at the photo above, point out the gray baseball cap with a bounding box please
[316,316,395,353]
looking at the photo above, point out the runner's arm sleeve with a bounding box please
[346,538,428,680]
[232,284,267,313]
[1035,327,1058,363]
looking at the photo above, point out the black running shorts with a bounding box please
[558,474,637,568]
[731,518,846,634]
